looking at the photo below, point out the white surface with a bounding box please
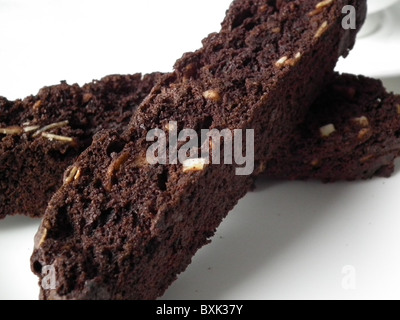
[1,0,400,300]
[367,0,399,14]
[336,1,400,78]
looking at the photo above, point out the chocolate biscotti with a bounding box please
[3,71,397,222]
[266,73,400,181]
[4,72,396,222]
[0,73,159,219]
[31,0,366,300]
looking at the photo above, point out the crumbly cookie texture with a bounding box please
[0,73,160,218]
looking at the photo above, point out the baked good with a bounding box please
[265,73,400,181]
[31,0,366,300]
[4,72,395,222]
[0,73,159,219]
[3,71,395,222]
[4,72,397,222]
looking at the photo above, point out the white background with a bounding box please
[0,0,400,300]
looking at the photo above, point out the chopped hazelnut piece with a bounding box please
[164,122,177,132]
[32,100,42,111]
[107,153,129,178]
[254,161,267,175]
[285,52,302,67]
[360,154,375,164]
[311,159,321,167]
[271,27,281,34]
[42,132,74,143]
[0,126,23,135]
[320,124,336,137]
[23,125,40,133]
[203,90,222,103]
[134,156,150,168]
[32,120,69,137]
[74,168,82,181]
[309,0,334,16]
[352,116,369,128]
[316,0,334,9]
[259,4,268,13]
[183,158,207,173]
[64,166,79,184]
[105,153,130,191]
[275,56,288,68]
[82,93,94,104]
[314,21,329,39]
[358,128,371,140]
[34,226,48,249]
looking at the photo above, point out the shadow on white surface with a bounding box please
[1,174,398,300]
[0,216,40,232]
[393,158,400,176]
[161,179,363,300]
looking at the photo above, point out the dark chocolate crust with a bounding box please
[31,0,366,300]
[0,73,160,218]
[265,73,400,181]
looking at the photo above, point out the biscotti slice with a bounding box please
[32,0,366,300]
[265,73,400,181]
[0,73,159,219]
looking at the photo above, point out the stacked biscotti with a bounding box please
[29,0,368,300]
[3,73,399,220]
[3,73,400,224]
[266,73,400,181]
